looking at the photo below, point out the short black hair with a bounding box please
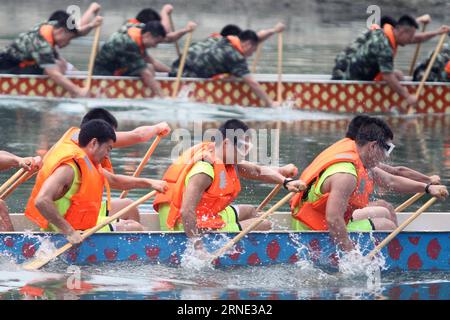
[81,108,118,129]
[136,8,161,24]
[397,15,419,29]
[79,119,116,147]
[380,16,397,27]
[142,21,167,38]
[220,24,242,37]
[50,10,79,34]
[217,119,250,144]
[355,117,394,147]
[239,30,259,45]
[346,115,372,139]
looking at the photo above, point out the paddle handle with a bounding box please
[86,25,101,90]
[408,23,427,76]
[395,192,425,212]
[172,31,193,98]
[213,192,294,259]
[256,184,282,212]
[368,197,437,259]
[22,190,157,270]
[251,44,263,73]
[0,171,35,200]
[277,32,283,104]
[409,33,447,114]
[120,135,162,199]
[169,15,181,57]
[0,168,25,196]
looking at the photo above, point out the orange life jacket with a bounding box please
[209,32,222,39]
[226,35,244,55]
[372,24,397,81]
[25,127,110,230]
[445,61,450,78]
[290,138,374,230]
[127,18,140,25]
[153,142,241,230]
[113,27,146,76]
[19,24,55,68]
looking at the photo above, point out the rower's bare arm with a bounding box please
[411,25,450,44]
[34,165,76,235]
[140,67,165,98]
[324,174,357,252]
[44,66,88,98]
[242,75,275,107]
[377,163,434,184]
[77,15,103,36]
[103,170,168,193]
[180,173,212,237]
[114,122,171,148]
[257,22,285,42]
[79,2,101,28]
[165,21,197,43]
[381,73,417,107]
[147,56,171,73]
[372,167,448,199]
[238,162,305,191]
[0,151,41,172]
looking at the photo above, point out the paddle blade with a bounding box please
[21,242,73,271]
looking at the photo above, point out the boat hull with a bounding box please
[0,231,447,271]
[0,74,449,114]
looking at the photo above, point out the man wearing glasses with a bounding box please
[153,119,306,241]
[291,116,448,252]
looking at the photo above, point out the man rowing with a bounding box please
[169,30,279,107]
[290,116,448,252]
[153,119,305,242]
[0,10,102,98]
[413,44,450,83]
[332,14,450,110]
[25,120,168,244]
[93,21,168,98]
[0,151,42,231]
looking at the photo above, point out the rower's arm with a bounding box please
[381,72,416,106]
[165,21,197,43]
[140,67,165,98]
[257,22,285,42]
[242,75,274,107]
[372,167,448,199]
[0,151,21,171]
[377,163,434,184]
[76,16,103,36]
[410,25,450,44]
[180,173,212,237]
[324,173,357,252]
[237,161,306,192]
[80,2,101,27]
[114,122,170,148]
[44,66,86,98]
[146,55,170,73]
[103,170,168,193]
[34,165,76,236]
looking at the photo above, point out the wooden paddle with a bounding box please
[408,33,447,114]
[169,15,181,57]
[21,190,157,270]
[368,196,437,259]
[172,31,193,98]
[119,135,162,199]
[251,44,263,73]
[256,184,282,212]
[408,23,427,76]
[0,171,36,200]
[212,192,295,260]
[85,24,102,91]
[0,169,26,196]
[395,192,425,212]
[277,32,283,104]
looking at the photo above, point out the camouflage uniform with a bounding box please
[332,29,394,80]
[0,21,59,74]
[94,27,149,76]
[169,37,250,78]
[413,44,450,82]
